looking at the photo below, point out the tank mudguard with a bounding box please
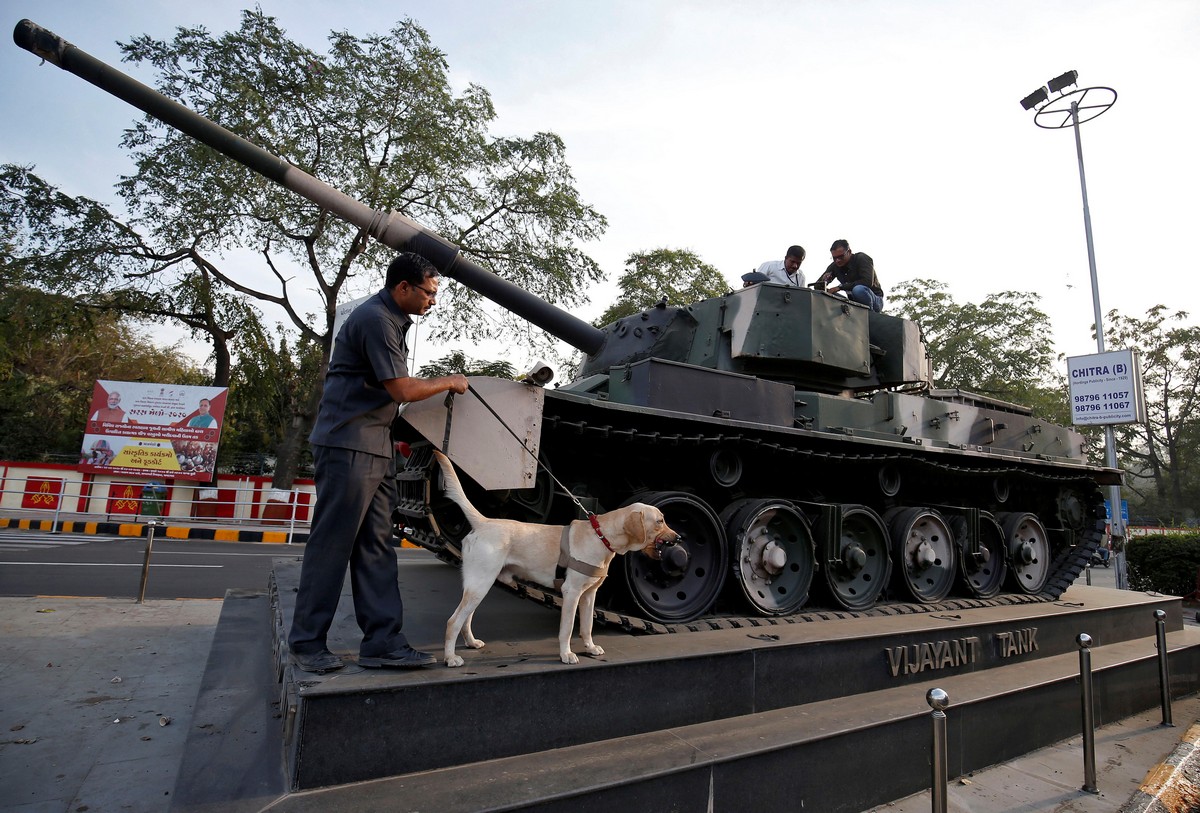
[399,376,544,490]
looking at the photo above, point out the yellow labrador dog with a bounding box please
[432,450,678,666]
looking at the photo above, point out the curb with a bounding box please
[0,515,308,544]
[1119,721,1200,813]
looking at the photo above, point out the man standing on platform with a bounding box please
[289,252,468,673]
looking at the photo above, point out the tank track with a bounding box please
[540,410,1097,476]
[406,436,1107,635]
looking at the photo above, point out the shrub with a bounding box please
[1126,535,1200,599]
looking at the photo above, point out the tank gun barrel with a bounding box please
[12,19,606,357]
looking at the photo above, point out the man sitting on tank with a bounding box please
[814,239,885,312]
[745,245,806,288]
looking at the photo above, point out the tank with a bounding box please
[399,286,1113,626]
[15,20,1116,628]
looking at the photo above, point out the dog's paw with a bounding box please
[560,651,579,665]
[445,654,465,668]
[465,638,486,650]
[583,644,605,657]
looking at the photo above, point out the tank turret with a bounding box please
[14,20,1116,627]
[583,283,928,392]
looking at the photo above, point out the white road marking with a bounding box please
[0,562,222,568]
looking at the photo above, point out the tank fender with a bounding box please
[398,376,544,490]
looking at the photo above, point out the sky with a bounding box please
[2,0,1197,376]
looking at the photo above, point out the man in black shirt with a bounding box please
[816,239,884,312]
[289,252,469,673]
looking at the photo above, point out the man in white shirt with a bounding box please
[750,245,806,288]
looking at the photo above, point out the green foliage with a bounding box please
[0,286,205,460]
[114,10,605,349]
[1102,306,1200,521]
[1012,382,1075,428]
[0,164,147,293]
[1126,535,1200,599]
[418,350,515,379]
[593,248,728,327]
[890,279,1062,404]
[0,164,263,386]
[221,323,322,465]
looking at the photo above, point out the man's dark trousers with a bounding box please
[289,445,407,657]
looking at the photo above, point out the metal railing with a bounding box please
[0,472,312,541]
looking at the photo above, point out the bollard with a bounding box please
[50,484,64,535]
[1077,633,1098,793]
[927,688,950,813]
[136,518,163,604]
[287,487,299,544]
[1154,609,1174,726]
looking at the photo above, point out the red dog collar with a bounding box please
[588,513,615,553]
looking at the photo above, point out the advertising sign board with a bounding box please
[79,380,229,481]
[1066,349,1145,426]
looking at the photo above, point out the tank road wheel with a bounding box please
[621,492,728,623]
[823,505,891,612]
[885,507,957,604]
[949,513,1008,599]
[427,477,469,560]
[1055,488,1088,534]
[1000,512,1052,594]
[721,499,815,616]
[508,465,555,524]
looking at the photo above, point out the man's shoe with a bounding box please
[293,649,345,674]
[358,645,436,669]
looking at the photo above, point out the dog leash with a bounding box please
[443,386,615,552]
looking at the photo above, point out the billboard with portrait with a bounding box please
[79,380,229,481]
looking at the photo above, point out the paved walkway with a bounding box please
[866,698,1200,812]
[0,596,223,812]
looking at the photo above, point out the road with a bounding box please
[1075,555,1117,589]
[0,529,298,599]
[1,530,1190,625]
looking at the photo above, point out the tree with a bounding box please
[220,321,323,475]
[418,351,516,380]
[0,164,261,387]
[0,285,205,460]
[889,279,1063,405]
[3,10,606,487]
[593,248,729,326]
[1102,306,1200,522]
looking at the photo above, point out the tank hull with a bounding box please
[397,381,1111,627]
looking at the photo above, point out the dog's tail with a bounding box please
[431,449,487,529]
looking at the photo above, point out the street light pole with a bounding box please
[1066,98,1124,545]
[1070,100,1107,358]
[1025,74,1127,583]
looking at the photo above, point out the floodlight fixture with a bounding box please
[1047,70,1079,95]
[1020,86,1049,111]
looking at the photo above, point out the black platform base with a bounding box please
[173,551,1200,812]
